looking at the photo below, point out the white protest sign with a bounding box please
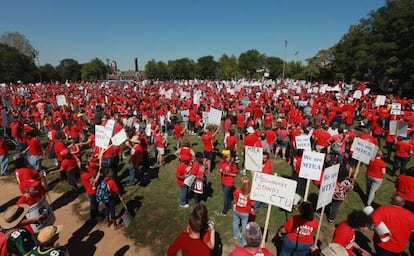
[111,129,128,146]
[26,197,56,233]
[295,135,312,151]
[351,137,378,164]
[364,88,371,95]
[390,103,401,115]
[193,92,201,105]
[397,121,408,138]
[202,111,209,126]
[104,119,116,138]
[375,95,386,106]
[353,90,362,99]
[299,151,325,180]
[389,120,397,135]
[56,95,67,106]
[208,108,222,125]
[250,172,298,212]
[95,125,110,149]
[181,110,189,122]
[244,146,263,172]
[316,164,340,210]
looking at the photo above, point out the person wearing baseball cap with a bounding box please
[229,222,274,255]
[29,225,69,255]
[0,204,37,255]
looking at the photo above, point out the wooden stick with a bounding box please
[313,205,325,247]
[304,178,311,202]
[261,204,272,248]
[352,161,362,183]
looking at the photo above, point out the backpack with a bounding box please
[210,231,223,256]
[96,180,111,204]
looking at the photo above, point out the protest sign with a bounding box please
[95,125,110,149]
[295,135,311,151]
[351,137,378,165]
[390,103,401,115]
[202,111,209,126]
[111,129,128,146]
[244,146,263,172]
[104,119,116,138]
[316,164,340,210]
[26,197,55,233]
[364,88,371,95]
[208,108,222,125]
[250,172,297,212]
[299,151,325,180]
[397,121,408,138]
[389,120,397,135]
[181,110,189,122]
[193,92,201,105]
[353,90,362,99]
[375,95,386,106]
[56,95,67,106]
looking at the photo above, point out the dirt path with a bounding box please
[0,178,149,256]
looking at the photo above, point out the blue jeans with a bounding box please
[222,185,233,214]
[104,197,117,219]
[0,155,8,175]
[88,194,99,219]
[28,154,42,171]
[253,201,268,212]
[129,164,136,184]
[279,236,313,256]
[374,244,400,256]
[232,210,249,246]
[179,185,188,206]
[393,155,409,175]
[67,170,80,193]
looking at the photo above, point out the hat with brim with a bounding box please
[130,135,140,144]
[37,225,63,244]
[0,204,29,229]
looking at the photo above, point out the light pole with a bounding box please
[32,50,42,83]
[282,40,287,79]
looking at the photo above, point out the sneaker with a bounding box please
[328,219,334,223]
[219,212,227,216]
[179,204,189,208]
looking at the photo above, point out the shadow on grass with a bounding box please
[0,196,19,212]
[66,219,102,255]
[353,182,366,205]
[50,191,79,211]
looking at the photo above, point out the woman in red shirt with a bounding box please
[366,151,386,206]
[49,149,81,194]
[219,150,238,216]
[233,177,254,246]
[392,136,413,176]
[277,201,318,256]
[175,140,195,163]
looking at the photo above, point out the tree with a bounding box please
[56,58,81,82]
[144,59,158,80]
[217,54,239,80]
[81,58,106,81]
[168,58,195,79]
[0,43,37,83]
[39,64,60,82]
[157,61,170,80]
[195,55,217,79]
[238,49,266,79]
[0,31,37,58]
[266,56,283,79]
[305,48,335,82]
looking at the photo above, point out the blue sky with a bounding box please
[1,0,385,71]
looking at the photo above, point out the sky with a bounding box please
[1,0,386,71]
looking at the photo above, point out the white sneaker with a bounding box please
[180,204,189,208]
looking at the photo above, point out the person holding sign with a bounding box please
[277,201,318,256]
[219,150,238,216]
[176,160,192,208]
[201,125,219,175]
[190,152,206,204]
[232,177,254,246]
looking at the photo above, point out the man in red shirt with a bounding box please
[128,136,143,186]
[236,110,245,141]
[366,151,386,206]
[201,126,219,175]
[175,160,191,208]
[49,149,81,194]
[174,120,185,149]
[23,131,43,171]
[371,194,414,255]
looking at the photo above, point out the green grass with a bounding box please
[4,127,410,255]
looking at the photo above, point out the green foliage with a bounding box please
[56,58,81,82]
[195,55,218,79]
[39,64,60,83]
[238,49,266,79]
[0,43,38,83]
[81,58,107,81]
[217,54,239,80]
[168,58,195,79]
[266,56,283,79]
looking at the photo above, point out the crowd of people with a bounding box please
[0,79,414,255]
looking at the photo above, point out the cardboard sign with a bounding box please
[353,90,362,99]
[390,103,402,115]
[244,146,263,172]
[351,138,378,165]
[95,125,110,149]
[26,197,56,233]
[397,121,408,138]
[111,129,128,146]
[316,164,340,210]
[295,135,311,151]
[181,110,189,122]
[375,95,386,106]
[202,111,209,126]
[250,172,298,212]
[56,95,67,106]
[208,108,222,125]
[389,120,397,135]
[299,151,325,180]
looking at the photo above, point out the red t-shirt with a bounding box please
[394,141,412,157]
[178,147,192,162]
[80,171,96,195]
[219,160,238,186]
[61,156,78,172]
[53,141,67,162]
[244,134,258,147]
[0,139,8,155]
[396,174,414,202]
[174,124,184,139]
[229,246,274,256]
[332,221,355,256]
[176,162,191,186]
[371,205,414,253]
[155,134,165,148]
[262,160,272,174]
[226,136,237,151]
[366,157,386,179]
[27,137,42,156]
[15,167,40,194]
[130,144,143,166]
[201,133,214,152]
[284,215,318,243]
[265,129,276,144]
[167,232,210,256]
[233,187,253,214]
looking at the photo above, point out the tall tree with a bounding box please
[39,64,60,82]
[0,43,37,83]
[81,58,107,81]
[217,54,239,80]
[195,55,218,79]
[56,58,81,82]
[144,59,158,80]
[0,31,37,58]
[266,56,283,79]
[238,49,266,79]
[168,58,195,79]
[157,61,170,80]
